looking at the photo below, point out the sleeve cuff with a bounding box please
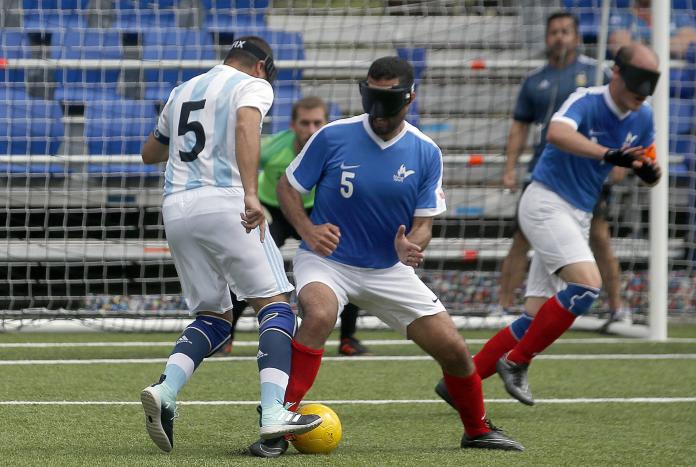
[153,127,170,145]
[414,206,446,217]
[286,170,311,195]
[550,116,579,131]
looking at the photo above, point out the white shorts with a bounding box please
[518,182,595,298]
[162,186,293,314]
[292,248,445,336]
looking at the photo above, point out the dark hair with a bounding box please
[367,56,414,90]
[224,35,273,68]
[546,11,579,35]
[291,96,328,122]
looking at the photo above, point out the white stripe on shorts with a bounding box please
[262,235,291,291]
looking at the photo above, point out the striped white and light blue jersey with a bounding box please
[533,85,655,212]
[286,114,446,269]
[154,64,273,196]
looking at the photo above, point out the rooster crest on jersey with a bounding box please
[623,132,638,146]
[393,164,415,182]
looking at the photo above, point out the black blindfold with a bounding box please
[359,80,413,118]
[615,56,660,97]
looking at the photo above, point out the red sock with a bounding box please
[507,296,576,365]
[283,339,324,411]
[443,371,489,438]
[473,327,518,379]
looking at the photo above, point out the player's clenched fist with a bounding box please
[394,225,424,268]
[304,223,341,257]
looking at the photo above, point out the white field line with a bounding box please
[1,354,695,365]
[1,337,695,348]
[0,397,694,406]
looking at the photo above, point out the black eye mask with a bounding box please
[229,39,277,84]
[359,80,413,118]
[615,56,660,97]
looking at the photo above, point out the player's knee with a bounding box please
[257,302,296,338]
[190,314,232,356]
[302,306,338,334]
[434,336,473,372]
[556,283,600,316]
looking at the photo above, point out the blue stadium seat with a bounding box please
[328,102,342,122]
[84,99,158,156]
[202,0,268,30]
[397,47,425,128]
[111,0,177,31]
[670,68,695,100]
[52,29,123,102]
[562,0,630,8]
[562,0,631,43]
[670,98,695,135]
[230,27,305,83]
[670,135,696,156]
[0,31,32,84]
[22,0,88,31]
[267,84,302,134]
[672,0,696,9]
[0,88,64,156]
[142,28,216,102]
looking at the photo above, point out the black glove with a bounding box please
[634,162,660,185]
[603,148,636,168]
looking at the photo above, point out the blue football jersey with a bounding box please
[532,85,655,212]
[286,114,446,269]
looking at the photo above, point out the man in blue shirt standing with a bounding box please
[249,56,524,457]
[491,42,662,405]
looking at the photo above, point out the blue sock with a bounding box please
[556,283,600,316]
[256,302,296,416]
[509,312,534,340]
[160,315,231,401]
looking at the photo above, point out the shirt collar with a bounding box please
[603,85,631,120]
[361,114,409,150]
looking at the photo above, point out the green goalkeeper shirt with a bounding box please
[258,129,315,208]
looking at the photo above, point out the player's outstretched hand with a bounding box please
[305,223,341,257]
[241,194,267,242]
[603,146,645,168]
[633,159,661,186]
[394,225,424,268]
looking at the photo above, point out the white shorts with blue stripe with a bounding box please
[162,185,293,314]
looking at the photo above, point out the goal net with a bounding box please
[0,0,693,336]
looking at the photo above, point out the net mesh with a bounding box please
[1,0,695,331]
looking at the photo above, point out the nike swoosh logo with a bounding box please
[432,297,438,302]
[340,163,360,170]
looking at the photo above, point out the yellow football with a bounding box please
[290,403,342,454]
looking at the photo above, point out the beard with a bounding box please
[369,115,402,136]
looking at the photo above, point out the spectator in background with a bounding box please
[608,0,696,58]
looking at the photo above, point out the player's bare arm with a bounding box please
[547,120,661,183]
[547,120,645,163]
[502,120,531,191]
[277,174,340,257]
[141,133,169,164]
[236,106,267,240]
[394,217,433,268]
